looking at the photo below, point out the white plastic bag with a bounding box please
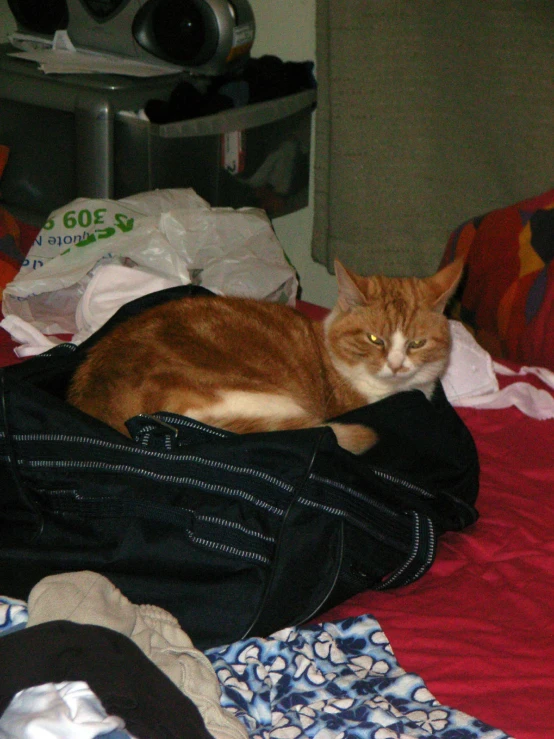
[2,188,298,335]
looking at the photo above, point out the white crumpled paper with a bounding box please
[2,188,298,335]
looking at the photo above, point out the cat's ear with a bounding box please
[426,258,465,313]
[334,260,368,311]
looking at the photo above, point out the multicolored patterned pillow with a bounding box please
[1,146,21,300]
[0,208,27,299]
[442,188,554,370]
[0,146,40,303]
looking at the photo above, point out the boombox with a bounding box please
[7,0,255,76]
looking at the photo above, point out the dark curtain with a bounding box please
[313,1,554,276]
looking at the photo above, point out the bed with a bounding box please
[1,193,553,739]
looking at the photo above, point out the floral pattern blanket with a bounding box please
[1,597,512,739]
[205,616,512,739]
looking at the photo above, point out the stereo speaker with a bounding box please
[7,0,255,76]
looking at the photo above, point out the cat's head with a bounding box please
[324,259,464,401]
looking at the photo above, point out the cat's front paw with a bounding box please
[328,422,378,455]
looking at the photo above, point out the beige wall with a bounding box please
[0,0,336,306]
[0,2,16,40]
[248,0,336,307]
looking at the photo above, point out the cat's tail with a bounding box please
[327,422,378,455]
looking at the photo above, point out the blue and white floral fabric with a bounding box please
[0,596,28,635]
[0,598,512,739]
[205,615,514,739]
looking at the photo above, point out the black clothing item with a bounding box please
[0,621,214,739]
[0,286,479,650]
[142,55,317,124]
[240,55,316,104]
[144,80,234,124]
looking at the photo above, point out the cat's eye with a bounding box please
[368,334,385,346]
[408,339,427,349]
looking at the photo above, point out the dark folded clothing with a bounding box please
[0,620,214,739]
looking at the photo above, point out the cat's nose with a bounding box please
[389,364,408,374]
[387,353,407,373]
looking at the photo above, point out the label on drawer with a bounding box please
[221,131,245,174]
[226,22,255,63]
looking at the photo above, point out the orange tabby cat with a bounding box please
[67,258,463,454]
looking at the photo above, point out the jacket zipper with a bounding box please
[24,458,285,515]
[1,432,294,492]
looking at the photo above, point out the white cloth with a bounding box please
[0,264,182,357]
[0,681,128,739]
[442,321,554,420]
[73,263,182,343]
[0,315,61,358]
[442,320,499,401]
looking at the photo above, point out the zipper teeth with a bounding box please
[44,489,275,549]
[374,513,436,589]
[196,514,274,542]
[1,433,434,503]
[2,444,428,525]
[298,496,404,546]
[298,496,343,517]
[310,473,403,515]
[0,432,294,493]
[16,457,408,546]
[155,413,231,438]
[25,459,285,516]
[41,490,269,564]
[379,512,422,587]
[373,468,433,498]
[137,419,229,440]
[374,467,477,523]
[36,343,77,357]
[186,532,270,564]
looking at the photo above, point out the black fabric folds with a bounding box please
[0,621,214,739]
[0,286,479,648]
